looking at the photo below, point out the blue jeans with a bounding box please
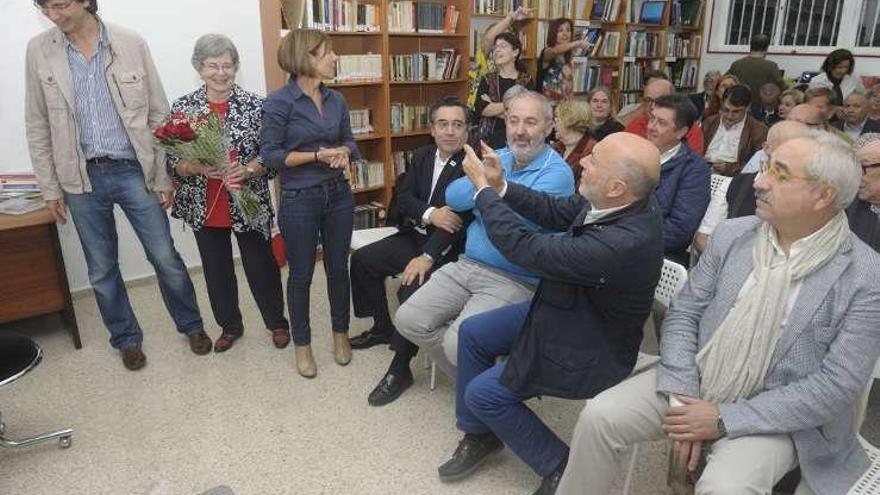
[456,302,569,477]
[277,178,354,345]
[65,159,203,349]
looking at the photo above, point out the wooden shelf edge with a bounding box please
[391,128,432,138]
[352,185,385,194]
[389,78,468,86]
[354,132,385,141]
[388,32,468,38]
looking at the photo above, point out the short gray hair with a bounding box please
[191,34,240,72]
[504,89,554,123]
[801,130,862,211]
[615,157,658,199]
[705,70,722,78]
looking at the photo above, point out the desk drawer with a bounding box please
[0,225,66,322]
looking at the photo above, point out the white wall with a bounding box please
[1,0,266,291]
[697,0,880,90]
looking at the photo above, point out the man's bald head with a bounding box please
[787,103,825,128]
[766,120,810,150]
[644,79,675,102]
[580,133,660,206]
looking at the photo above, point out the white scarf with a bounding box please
[696,212,850,403]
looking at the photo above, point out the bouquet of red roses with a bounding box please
[154,111,266,228]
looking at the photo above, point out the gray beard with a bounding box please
[512,144,545,171]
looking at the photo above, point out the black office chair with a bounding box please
[0,333,73,449]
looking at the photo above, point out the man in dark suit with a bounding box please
[436,133,664,495]
[834,91,880,142]
[849,133,880,250]
[349,96,471,405]
[689,70,721,119]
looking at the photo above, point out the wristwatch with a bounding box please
[716,415,727,437]
[421,253,434,264]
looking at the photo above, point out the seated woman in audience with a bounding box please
[551,99,596,183]
[778,87,804,120]
[867,85,880,122]
[474,32,533,149]
[170,34,289,353]
[809,48,864,106]
[261,29,360,378]
[703,74,740,119]
[537,18,590,105]
[589,86,624,141]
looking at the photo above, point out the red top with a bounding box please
[624,112,705,155]
[204,101,233,228]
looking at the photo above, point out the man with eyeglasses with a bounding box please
[558,131,880,495]
[848,133,880,251]
[350,96,471,405]
[25,0,207,370]
[702,84,768,176]
[624,78,705,154]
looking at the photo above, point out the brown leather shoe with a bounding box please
[294,345,317,378]
[188,331,213,355]
[271,328,290,349]
[214,332,241,353]
[333,332,352,366]
[121,346,146,370]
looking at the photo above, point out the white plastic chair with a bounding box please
[709,173,731,196]
[622,259,688,494]
[850,436,880,494]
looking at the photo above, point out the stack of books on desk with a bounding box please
[0,173,43,215]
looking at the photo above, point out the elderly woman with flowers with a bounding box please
[168,34,290,353]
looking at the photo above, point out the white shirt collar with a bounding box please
[583,203,631,224]
[660,143,682,165]
[767,219,833,259]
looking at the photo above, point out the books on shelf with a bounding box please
[349,108,374,135]
[590,0,623,23]
[472,0,532,16]
[537,0,570,18]
[335,53,382,81]
[388,1,460,33]
[572,59,617,93]
[597,31,620,57]
[390,103,430,132]
[354,201,387,229]
[391,150,415,176]
[348,160,385,190]
[665,34,702,58]
[670,0,703,27]
[669,59,700,89]
[0,173,40,193]
[572,22,603,57]
[288,0,380,31]
[624,30,661,58]
[622,59,662,90]
[389,49,461,81]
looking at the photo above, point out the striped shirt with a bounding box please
[65,22,136,161]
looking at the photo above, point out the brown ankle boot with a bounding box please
[333,332,352,366]
[294,345,317,378]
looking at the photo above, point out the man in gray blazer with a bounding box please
[557,131,880,495]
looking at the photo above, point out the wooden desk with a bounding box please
[0,208,81,348]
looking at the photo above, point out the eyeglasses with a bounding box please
[203,63,236,73]
[36,0,73,14]
[759,160,818,183]
[432,120,466,131]
[862,162,880,173]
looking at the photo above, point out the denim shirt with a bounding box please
[261,78,360,190]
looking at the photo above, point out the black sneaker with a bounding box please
[349,327,392,350]
[438,432,503,482]
[532,455,568,495]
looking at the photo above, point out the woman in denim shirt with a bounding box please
[261,29,359,378]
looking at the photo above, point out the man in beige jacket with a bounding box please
[25,0,209,370]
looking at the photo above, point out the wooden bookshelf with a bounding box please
[260,0,471,209]
[467,0,705,111]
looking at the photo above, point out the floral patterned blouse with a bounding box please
[168,84,275,238]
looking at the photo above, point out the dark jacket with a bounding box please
[474,184,664,399]
[594,118,625,142]
[702,114,768,176]
[847,199,880,252]
[656,144,711,265]
[689,92,709,119]
[726,172,758,219]
[832,118,880,138]
[395,144,470,260]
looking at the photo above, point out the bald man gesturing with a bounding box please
[434,133,665,495]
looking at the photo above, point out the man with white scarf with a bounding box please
[556,130,880,495]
